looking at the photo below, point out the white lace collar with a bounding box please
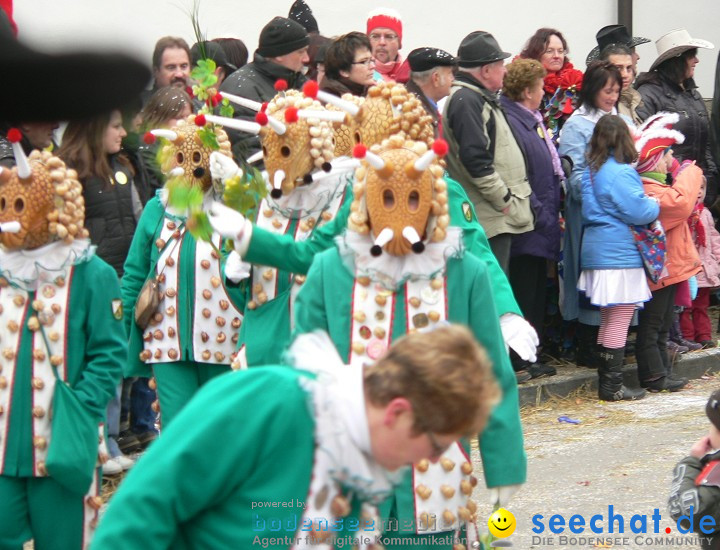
[336,227,464,290]
[0,239,96,290]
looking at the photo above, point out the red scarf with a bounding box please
[688,203,706,248]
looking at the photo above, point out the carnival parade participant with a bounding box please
[92,325,498,549]
[204,85,358,366]
[0,132,126,548]
[289,135,526,548]
[208,80,539,366]
[120,115,246,426]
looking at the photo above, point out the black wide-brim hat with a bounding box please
[585,24,650,65]
[0,10,150,121]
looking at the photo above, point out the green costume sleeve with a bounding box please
[71,258,126,420]
[121,197,164,337]
[446,176,521,317]
[463,258,526,488]
[91,369,315,550]
[292,251,332,337]
[243,192,351,275]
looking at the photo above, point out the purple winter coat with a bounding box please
[501,96,562,260]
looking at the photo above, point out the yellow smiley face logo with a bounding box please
[487,508,516,538]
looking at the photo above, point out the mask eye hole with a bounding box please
[408,191,419,212]
[192,151,202,164]
[354,132,362,144]
[280,146,291,158]
[0,197,5,211]
[262,146,268,157]
[13,198,24,214]
[176,152,184,164]
[383,189,395,209]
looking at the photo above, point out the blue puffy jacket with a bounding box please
[580,157,659,270]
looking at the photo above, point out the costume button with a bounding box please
[32,377,45,390]
[33,436,47,449]
[0,376,7,389]
[210,276,221,289]
[32,406,45,418]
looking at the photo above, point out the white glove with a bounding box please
[209,151,242,183]
[489,484,522,508]
[206,201,253,255]
[224,250,251,283]
[499,313,538,363]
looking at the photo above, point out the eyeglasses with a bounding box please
[544,48,565,56]
[369,33,398,42]
[352,58,375,66]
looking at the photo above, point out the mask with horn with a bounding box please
[349,136,450,257]
[0,129,88,250]
[144,114,232,192]
[304,80,435,154]
[217,82,345,199]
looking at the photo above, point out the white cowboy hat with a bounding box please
[649,28,714,71]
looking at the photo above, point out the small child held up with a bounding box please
[668,388,720,549]
[680,176,720,348]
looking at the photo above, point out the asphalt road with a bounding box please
[472,375,720,550]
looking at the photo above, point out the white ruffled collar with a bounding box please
[287,331,400,503]
[0,239,96,290]
[573,104,617,123]
[264,165,352,220]
[336,227,463,290]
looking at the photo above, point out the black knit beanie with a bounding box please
[707,389,720,431]
[288,0,319,34]
[258,16,309,58]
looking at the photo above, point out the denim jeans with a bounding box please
[121,377,158,434]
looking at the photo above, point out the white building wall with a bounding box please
[12,0,720,94]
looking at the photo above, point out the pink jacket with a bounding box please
[695,207,720,288]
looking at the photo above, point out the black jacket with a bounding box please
[219,53,307,161]
[636,73,718,206]
[669,448,720,549]
[82,155,140,278]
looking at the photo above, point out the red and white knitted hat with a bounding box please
[633,112,685,173]
[367,8,402,44]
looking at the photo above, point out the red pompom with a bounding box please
[194,114,207,127]
[303,80,319,99]
[274,79,288,92]
[143,132,156,145]
[352,144,367,159]
[255,112,269,126]
[432,139,449,157]
[185,86,195,99]
[212,93,223,106]
[260,102,269,113]
[284,107,299,123]
[7,128,22,143]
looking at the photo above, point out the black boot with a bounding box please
[598,346,647,401]
[576,323,599,368]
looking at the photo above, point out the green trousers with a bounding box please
[0,472,99,549]
[152,360,230,427]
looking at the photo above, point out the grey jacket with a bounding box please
[442,72,533,239]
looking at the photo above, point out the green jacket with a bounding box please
[92,367,377,549]
[293,246,527,531]
[0,253,125,477]
[121,196,245,377]
[244,177,520,318]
